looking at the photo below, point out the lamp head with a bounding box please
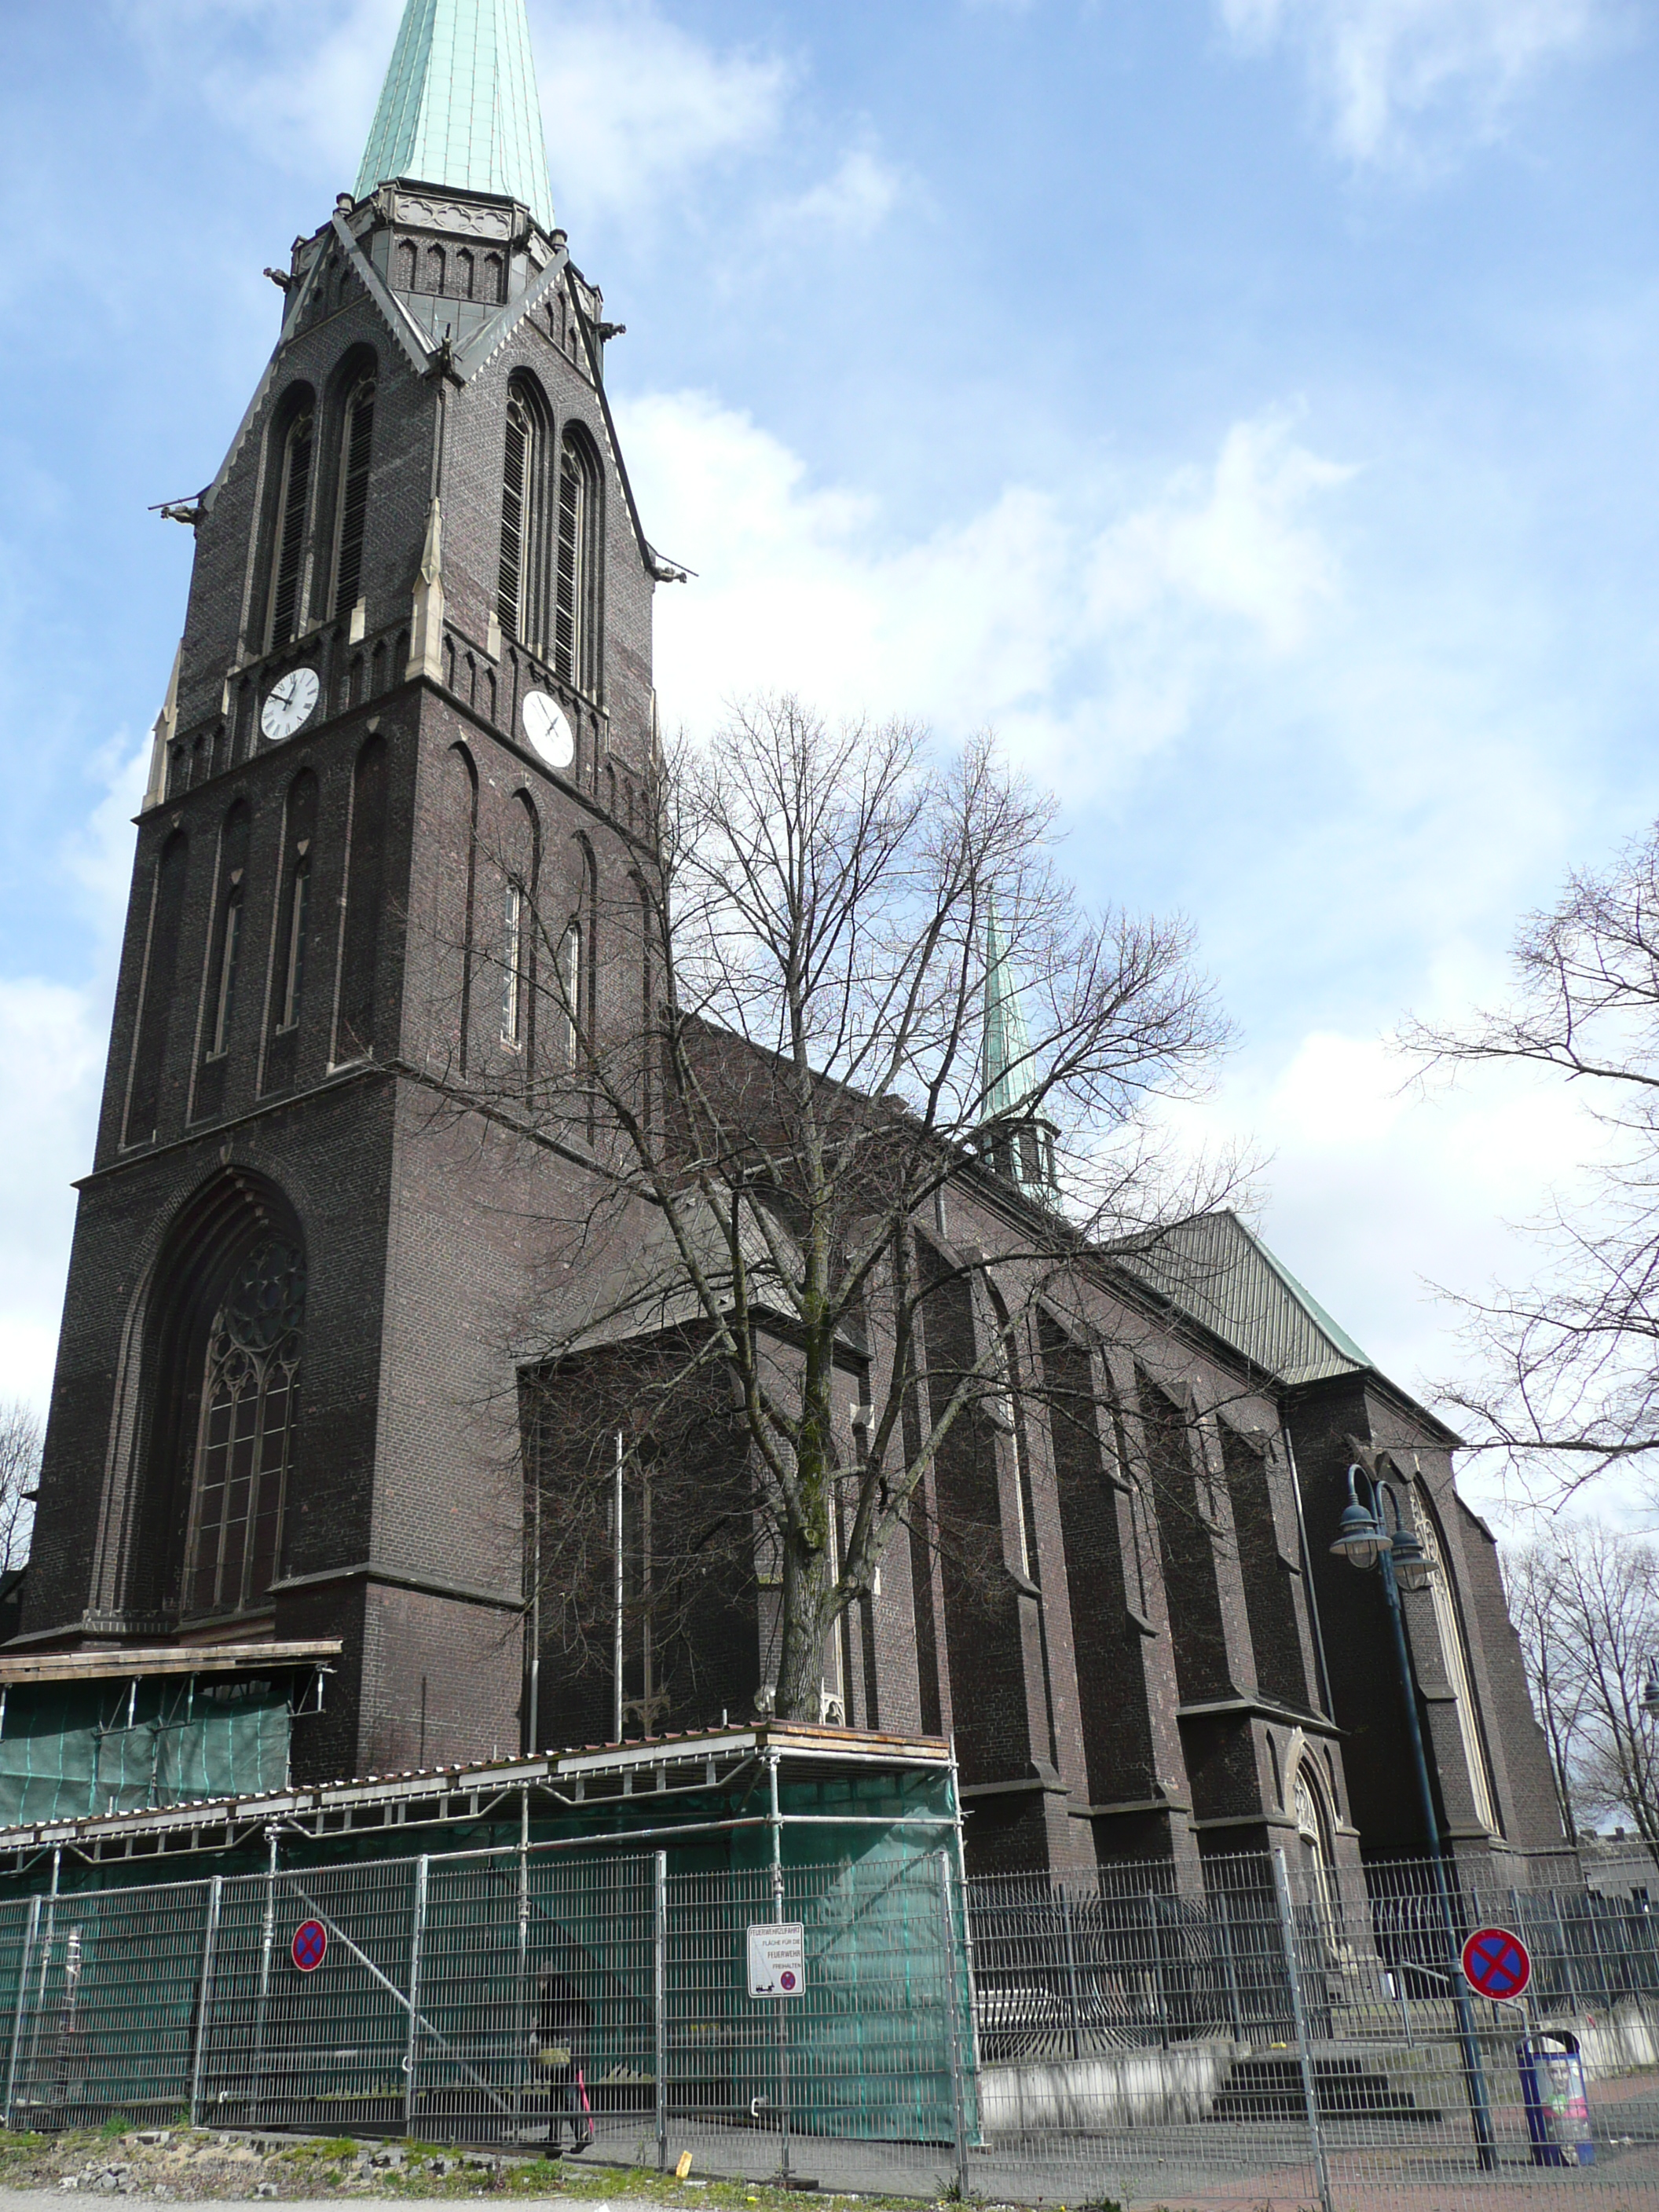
[1330,1468,1388,1572]
[1643,1666,1659,1720]
[1388,1519,1433,1595]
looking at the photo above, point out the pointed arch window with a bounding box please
[331,373,375,618]
[497,380,548,650]
[184,1236,305,1618]
[501,881,525,1049]
[281,863,308,1027]
[559,921,580,1069]
[209,887,243,1059]
[1412,1485,1503,1835]
[266,405,315,649]
[203,804,251,1066]
[555,428,600,693]
[272,771,318,1036]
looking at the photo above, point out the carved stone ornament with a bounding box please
[393,193,512,240]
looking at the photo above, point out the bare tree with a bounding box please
[437,699,1236,1725]
[0,1402,39,1576]
[1503,1537,1588,1844]
[1403,824,1659,1497]
[1503,1521,1659,1844]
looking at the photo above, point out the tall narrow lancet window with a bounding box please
[272,771,319,1037]
[500,882,525,1049]
[194,804,251,1120]
[439,745,478,1075]
[500,793,539,1061]
[266,402,316,649]
[555,429,599,691]
[559,921,580,1070]
[184,1236,306,1619]
[331,373,375,617]
[1412,1485,1503,1835]
[210,888,244,1058]
[496,380,547,649]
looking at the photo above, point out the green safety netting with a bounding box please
[0,1676,291,1825]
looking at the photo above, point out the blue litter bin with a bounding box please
[1517,2030,1595,2166]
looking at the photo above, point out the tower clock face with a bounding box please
[522,690,575,770]
[262,666,320,742]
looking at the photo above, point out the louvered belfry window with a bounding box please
[497,386,540,646]
[267,408,315,649]
[185,1237,305,1618]
[555,430,595,690]
[332,376,375,617]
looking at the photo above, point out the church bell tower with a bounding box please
[20,0,672,1778]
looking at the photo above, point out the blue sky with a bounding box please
[2,0,1656,1519]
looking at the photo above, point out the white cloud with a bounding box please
[528,2,789,222]
[0,980,112,1416]
[1090,412,1353,653]
[1218,0,1610,164]
[765,148,903,244]
[114,0,402,187]
[621,389,1351,778]
[0,738,146,1419]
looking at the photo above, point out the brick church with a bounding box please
[15,0,1570,1887]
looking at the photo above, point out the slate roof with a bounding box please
[355,0,556,233]
[1122,1210,1375,1387]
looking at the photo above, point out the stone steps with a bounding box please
[1210,2052,1444,2123]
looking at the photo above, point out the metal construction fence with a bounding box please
[2,1837,1659,2207]
[0,1840,972,2199]
[970,1849,1659,2210]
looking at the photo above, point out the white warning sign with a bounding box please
[746,1920,806,1998]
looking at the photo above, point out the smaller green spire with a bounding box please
[982,892,1034,1122]
[355,0,555,233]
[981,894,1057,1196]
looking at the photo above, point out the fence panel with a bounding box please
[8,1878,211,2130]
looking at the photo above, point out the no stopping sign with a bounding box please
[1462,1925,1531,2002]
[291,1918,328,1973]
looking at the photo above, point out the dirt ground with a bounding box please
[0,2133,960,2212]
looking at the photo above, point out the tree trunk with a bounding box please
[771,1368,837,1722]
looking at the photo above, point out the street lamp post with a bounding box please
[1331,1464,1497,2173]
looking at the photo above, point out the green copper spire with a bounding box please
[355,0,555,233]
[982,892,1033,1121]
[982,893,1058,1196]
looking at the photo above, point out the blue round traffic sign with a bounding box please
[1462,1925,1530,2001]
[291,1919,328,1973]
